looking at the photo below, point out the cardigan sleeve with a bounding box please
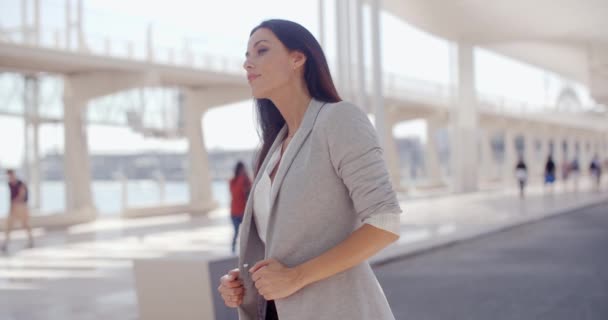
[323,102,402,234]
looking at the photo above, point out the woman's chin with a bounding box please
[251,89,269,100]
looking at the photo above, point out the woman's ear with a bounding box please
[291,51,307,70]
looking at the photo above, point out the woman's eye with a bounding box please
[257,48,268,55]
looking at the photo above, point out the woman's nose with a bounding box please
[243,58,254,71]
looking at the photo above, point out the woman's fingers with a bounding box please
[220,289,244,307]
[220,274,243,288]
[218,269,245,308]
[228,268,240,278]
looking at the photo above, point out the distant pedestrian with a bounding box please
[589,155,602,190]
[544,155,556,193]
[229,161,251,254]
[515,156,528,198]
[2,169,34,252]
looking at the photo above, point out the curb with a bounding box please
[370,196,608,267]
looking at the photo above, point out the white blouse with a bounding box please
[253,138,400,245]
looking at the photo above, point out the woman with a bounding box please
[589,155,602,190]
[217,19,402,320]
[544,154,556,193]
[229,161,252,254]
[515,156,527,198]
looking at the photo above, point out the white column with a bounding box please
[21,0,29,44]
[34,0,40,45]
[344,0,353,100]
[24,76,42,209]
[370,0,385,147]
[425,118,443,186]
[597,135,605,161]
[503,129,516,184]
[523,131,536,183]
[65,0,71,49]
[77,0,85,51]
[22,77,30,193]
[383,116,404,192]
[355,0,366,108]
[335,0,346,95]
[579,135,585,165]
[62,79,95,217]
[555,131,568,171]
[182,90,216,214]
[146,23,155,61]
[318,0,325,49]
[569,133,577,166]
[480,128,494,181]
[449,41,479,192]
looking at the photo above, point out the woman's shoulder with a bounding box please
[316,100,369,129]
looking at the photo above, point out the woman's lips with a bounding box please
[247,74,260,82]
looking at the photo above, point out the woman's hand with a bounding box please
[218,268,245,308]
[249,258,305,300]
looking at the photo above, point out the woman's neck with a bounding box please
[270,81,311,136]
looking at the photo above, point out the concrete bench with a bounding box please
[133,255,239,320]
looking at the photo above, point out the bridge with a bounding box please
[0,0,606,228]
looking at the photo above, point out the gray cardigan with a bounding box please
[237,98,403,320]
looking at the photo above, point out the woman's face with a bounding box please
[243,28,302,99]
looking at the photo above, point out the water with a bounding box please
[0,180,229,217]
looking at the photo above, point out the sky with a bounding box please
[0,0,595,168]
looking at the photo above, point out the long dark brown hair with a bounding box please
[249,19,341,176]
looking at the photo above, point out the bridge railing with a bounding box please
[0,16,597,125]
[0,21,245,76]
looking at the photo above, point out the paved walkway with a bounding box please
[0,179,606,319]
[376,201,608,320]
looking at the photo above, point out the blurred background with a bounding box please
[0,0,607,319]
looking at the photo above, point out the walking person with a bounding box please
[515,156,528,198]
[1,169,34,252]
[544,155,556,194]
[229,161,252,254]
[589,154,602,191]
[217,19,402,320]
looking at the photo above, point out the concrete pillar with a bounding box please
[33,0,39,45]
[146,23,155,62]
[370,0,385,148]
[61,72,157,218]
[182,91,215,214]
[581,134,587,170]
[425,118,443,186]
[523,131,535,176]
[62,79,95,218]
[180,87,250,214]
[503,129,516,184]
[449,41,478,192]
[344,0,354,101]
[480,128,494,181]
[65,0,71,49]
[318,0,325,49]
[382,116,405,192]
[21,0,28,43]
[335,0,346,95]
[355,0,366,108]
[76,0,85,51]
[537,131,549,177]
[23,76,42,209]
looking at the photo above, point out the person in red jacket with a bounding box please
[229,161,251,254]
